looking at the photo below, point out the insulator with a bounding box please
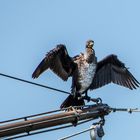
[90,124,104,140]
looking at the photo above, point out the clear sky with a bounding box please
[0,0,140,140]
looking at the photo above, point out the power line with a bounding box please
[0,104,109,139]
[4,119,94,140]
[0,103,140,139]
[0,72,70,95]
[1,72,140,139]
[110,107,140,113]
[0,105,90,124]
[59,107,140,140]
[59,127,94,140]
[0,108,62,124]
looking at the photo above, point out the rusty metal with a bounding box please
[0,104,110,138]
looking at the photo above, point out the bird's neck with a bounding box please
[85,48,95,63]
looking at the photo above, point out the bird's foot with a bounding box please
[66,106,79,111]
[90,97,102,104]
[79,96,102,104]
[67,106,80,126]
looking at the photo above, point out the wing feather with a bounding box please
[90,54,139,90]
[32,44,76,81]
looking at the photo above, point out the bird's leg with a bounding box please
[77,91,102,104]
[81,91,102,104]
[77,91,90,101]
[84,90,91,102]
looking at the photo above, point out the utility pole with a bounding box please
[0,104,110,139]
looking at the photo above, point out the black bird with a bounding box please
[32,40,139,108]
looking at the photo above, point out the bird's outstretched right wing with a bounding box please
[32,44,76,81]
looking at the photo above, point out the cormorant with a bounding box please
[32,40,139,108]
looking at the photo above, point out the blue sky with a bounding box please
[0,0,140,139]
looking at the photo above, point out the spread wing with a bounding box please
[90,54,140,90]
[32,44,76,81]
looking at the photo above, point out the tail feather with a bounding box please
[60,94,85,109]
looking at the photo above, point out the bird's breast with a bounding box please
[78,61,97,93]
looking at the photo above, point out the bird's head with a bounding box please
[86,40,94,50]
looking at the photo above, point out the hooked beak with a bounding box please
[89,42,94,46]
[89,42,94,50]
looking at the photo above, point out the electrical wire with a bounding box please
[1,104,140,140]
[0,72,70,95]
[110,107,140,113]
[59,127,94,140]
[1,72,140,139]
[0,104,93,124]
[0,108,62,124]
[59,107,140,140]
[3,118,94,140]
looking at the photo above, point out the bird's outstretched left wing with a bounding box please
[90,54,140,90]
[32,44,76,81]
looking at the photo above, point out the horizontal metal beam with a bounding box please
[0,104,110,138]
